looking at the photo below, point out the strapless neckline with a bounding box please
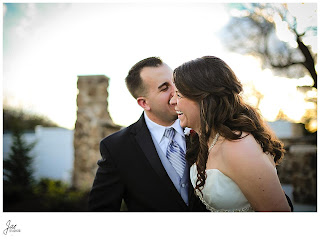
[190,164,254,212]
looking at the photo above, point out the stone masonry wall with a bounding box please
[277,137,317,204]
[72,75,121,190]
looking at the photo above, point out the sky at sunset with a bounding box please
[3,2,317,130]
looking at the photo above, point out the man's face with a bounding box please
[139,63,177,126]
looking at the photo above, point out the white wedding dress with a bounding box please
[190,164,254,212]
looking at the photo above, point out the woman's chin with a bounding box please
[178,115,192,128]
[178,119,186,128]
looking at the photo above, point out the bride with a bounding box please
[170,56,291,212]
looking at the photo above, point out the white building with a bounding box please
[267,120,304,139]
[3,126,74,184]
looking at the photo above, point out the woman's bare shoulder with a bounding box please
[220,133,267,170]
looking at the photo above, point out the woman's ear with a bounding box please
[137,97,151,111]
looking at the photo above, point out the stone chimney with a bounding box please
[73,75,121,190]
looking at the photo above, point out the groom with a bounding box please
[88,57,206,211]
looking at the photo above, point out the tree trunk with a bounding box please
[297,35,317,88]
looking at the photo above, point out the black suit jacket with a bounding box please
[88,114,206,211]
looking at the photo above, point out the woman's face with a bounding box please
[170,85,201,132]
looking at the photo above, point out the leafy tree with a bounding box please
[3,107,59,133]
[221,3,317,88]
[3,125,36,199]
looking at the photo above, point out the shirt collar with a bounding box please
[144,112,185,144]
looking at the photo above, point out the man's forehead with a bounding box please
[141,65,172,84]
[141,63,171,75]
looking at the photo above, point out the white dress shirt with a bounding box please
[144,112,186,156]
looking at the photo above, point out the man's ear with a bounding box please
[137,97,151,111]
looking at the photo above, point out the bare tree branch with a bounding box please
[220,3,317,88]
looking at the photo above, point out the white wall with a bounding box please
[267,120,299,139]
[3,126,74,184]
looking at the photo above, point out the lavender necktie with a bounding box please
[164,128,186,178]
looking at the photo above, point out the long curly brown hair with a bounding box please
[173,56,285,194]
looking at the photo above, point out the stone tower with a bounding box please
[73,75,121,190]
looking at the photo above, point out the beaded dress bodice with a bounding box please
[190,164,254,212]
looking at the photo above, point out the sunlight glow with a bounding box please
[3,3,317,132]
[3,3,230,129]
[274,14,297,48]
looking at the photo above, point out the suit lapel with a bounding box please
[132,114,188,209]
[134,119,169,181]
